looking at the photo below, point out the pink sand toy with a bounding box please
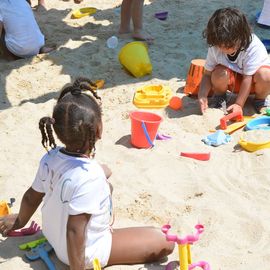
[8,220,41,237]
[162,224,210,270]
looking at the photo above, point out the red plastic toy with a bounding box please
[220,110,243,130]
[180,152,210,161]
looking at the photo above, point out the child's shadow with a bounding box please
[0,234,68,270]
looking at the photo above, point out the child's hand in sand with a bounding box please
[199,97,208,114]
[227,103,243,115]
[0,214,19,236]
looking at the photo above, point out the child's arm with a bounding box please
[0,187,44,236]
[67,213,90,270]
[227,75,253,113]
[198,70,212,113]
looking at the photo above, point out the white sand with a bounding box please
[1,0,270,269]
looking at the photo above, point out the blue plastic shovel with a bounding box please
[25,242,56,270]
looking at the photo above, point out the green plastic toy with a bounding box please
[19,237,47,250]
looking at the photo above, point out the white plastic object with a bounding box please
[106,36,118,49]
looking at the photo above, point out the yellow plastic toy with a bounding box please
[162,224,210,270]
[93,258,101,270]
[239,135,270,152]
[118,41,152,78]
[71,7,97,19]
[0,201,11,217]
[133,84,172,108]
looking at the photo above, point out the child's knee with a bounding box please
[212,65,229,81]
[254,67,270,83]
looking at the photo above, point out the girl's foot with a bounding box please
[132,30,154,44]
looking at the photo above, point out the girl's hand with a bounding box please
[198,97,208,114]
[0,214,19,237]
[227,103,243,115]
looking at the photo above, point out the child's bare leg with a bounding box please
[254,67,270,99]
[107,227,174,265]
[119,0,133,34]
[132,0,154,43]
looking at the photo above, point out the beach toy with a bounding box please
[169,96,182,110]
[19,237,47,250]
[106,36,118,49]
[130,111,162,148]
[245,116,270,130]
[0,198,14,217]
[184,59,205,96]
[239,132,270,152]
[25,242,55,270]
[8,220,41,237]
[220,110,244,130]
[162,224,211,270]
[133,84,172,109]
[202,130,231,147]
[71,7,97,19]
[119,42,152,78]
[154,11,168,20]
[180,152,210,161]
[0,201,11,217]
[93,258,102,270]
[156,133,172,140]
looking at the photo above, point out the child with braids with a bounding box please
[0,77,174,269]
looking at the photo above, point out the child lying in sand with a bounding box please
[0,0,54,60]
[198,7,270,114]
[0,77,174,269]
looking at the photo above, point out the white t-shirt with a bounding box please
[0,0,45,57]
[32,147,112,268]
[205,34,270,75]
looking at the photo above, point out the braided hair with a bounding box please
[39,77,102,155]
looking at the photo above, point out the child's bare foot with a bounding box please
[132,30,154,44]
[39,45,56,54]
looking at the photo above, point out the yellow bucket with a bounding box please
[119,42,152,78]
[0,201,11,217]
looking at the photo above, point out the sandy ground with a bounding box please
[1,0,270,269]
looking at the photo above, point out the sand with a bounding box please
[1,0,270,269]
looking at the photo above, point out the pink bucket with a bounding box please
[130,111,162,148]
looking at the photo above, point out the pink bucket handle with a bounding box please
[162,224,204,245]
[189,261,211,270]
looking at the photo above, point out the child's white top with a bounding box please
[32,147,112,268]
[0,0,44,57]
[205,34,270,75]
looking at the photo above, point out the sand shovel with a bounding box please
[25,242,56,270]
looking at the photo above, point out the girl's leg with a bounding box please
[107,227,174,266]
[253,67,270,99]
[119,0,133,34]
[131,0,154,43]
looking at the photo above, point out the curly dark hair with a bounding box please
[39,77,102,154]
[203,7,252,50]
